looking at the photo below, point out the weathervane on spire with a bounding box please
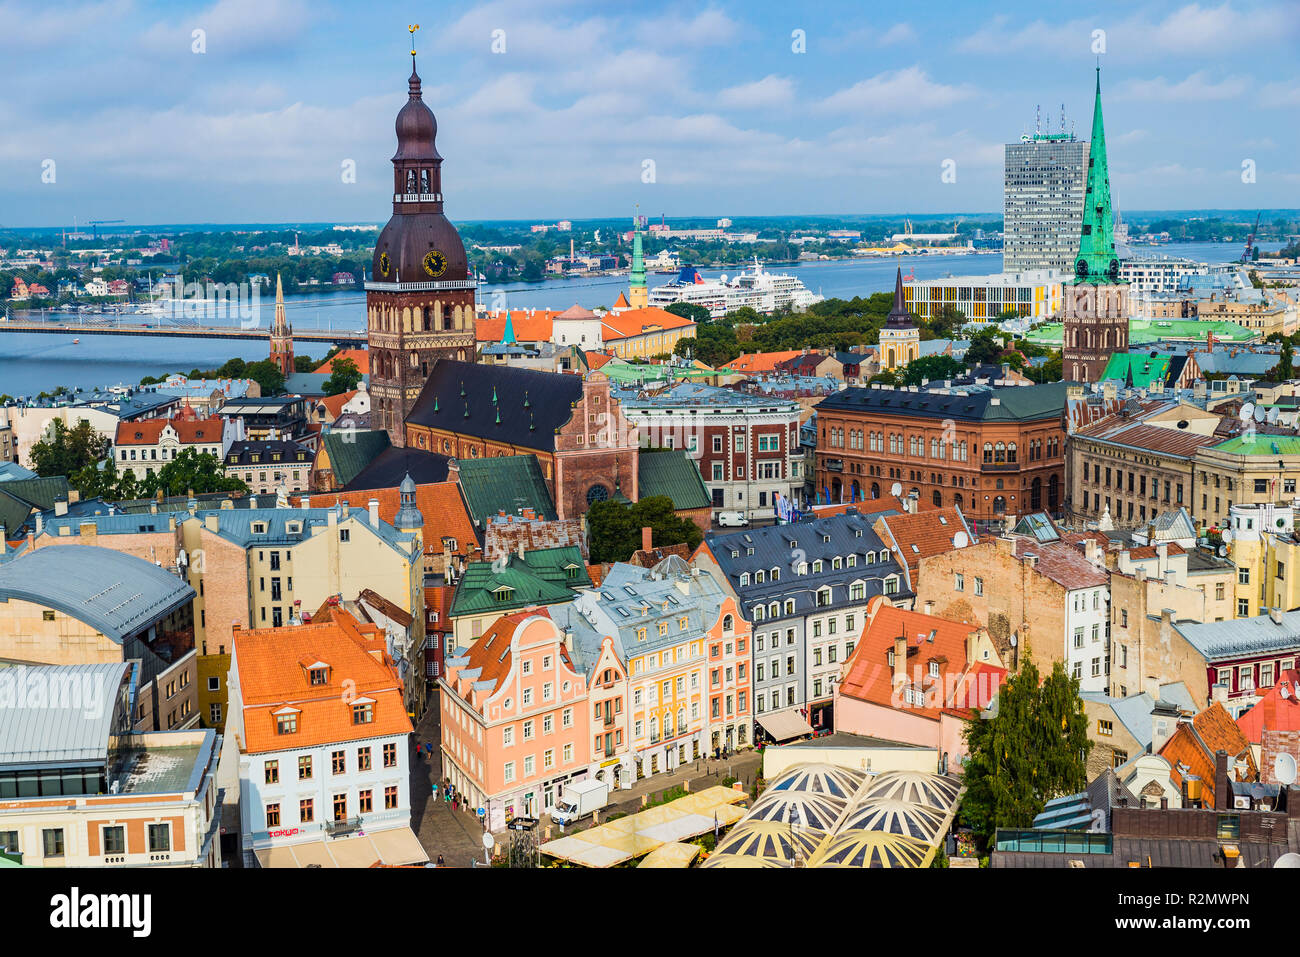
[409,23,420,68]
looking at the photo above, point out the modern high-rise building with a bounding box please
[1003,122,1088,273]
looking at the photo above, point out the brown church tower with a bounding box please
[365,40,476,445]
[269,272,294,377]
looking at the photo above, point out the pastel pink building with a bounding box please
[835,597,1005,775]
[439,609,591,830]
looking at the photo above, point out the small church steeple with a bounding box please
[878,267,919,373]
[269,272,294,377]
[628,208,648,310]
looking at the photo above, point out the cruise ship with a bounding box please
[647,259,823,318]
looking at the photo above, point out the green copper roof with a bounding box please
[449,546,591,618]
[501,310,518,347]
[630,218,646,290]
[321,430,390,487]
[455,453,558,527]
[637,450,711,510]
[1100,352,1171,388]
[1211,435,1300,456]
[1071,69,1123,286]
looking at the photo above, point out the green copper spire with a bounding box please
[630,216,646,290]
[501,310,517,347]
[1072,68,1123,285]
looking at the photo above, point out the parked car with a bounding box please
[716,511,749,527]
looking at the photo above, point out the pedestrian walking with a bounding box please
[436,853,444,867]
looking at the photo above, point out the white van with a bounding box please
[717,511,749,527]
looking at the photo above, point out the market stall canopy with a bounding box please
[252,828,428,868]
[638,842,702,868]
[756,708,815,742]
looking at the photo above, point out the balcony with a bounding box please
[325,816,363,838]
[980,462,1019,473]
[822,459,844,473]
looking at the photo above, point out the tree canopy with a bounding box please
[586,495,703,565]
[137,448,249,499]
[324,356,363,396]
[961,661,1092,849]
[900,354,965,386]
[30,419,109,477]
[665,301,711,325]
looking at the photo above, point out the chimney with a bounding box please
[1156,542,1168,563]
[517,541,525,561]
[34,513,43,536]
[1214,750,1231,811]
[1211,681,1229,703]
[301,495,310,508]
[893,635,907,685]
[1270,607,1283,625]
[54,499,68,517]
[78,521,97,540]
[641,526,653,553]
[368,498,380,526]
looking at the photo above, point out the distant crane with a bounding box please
[89,219,125,240]
[1241,212,1262,263]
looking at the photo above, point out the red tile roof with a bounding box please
[1074,419,1218,458]
[313,349,370,375]
[234,608,411,754]
[316,390,359,421]
[476,310,559,343]
[874,506,974,577]
[724,350,804,374]
[600,307,695,341]
[1017,538,1109,591]
[425,584,455,634]
[115,416,223,446]
[455,610,569,705]
[1236,670,1300,743]
[1158,701,1256,806]
[294,481,478,561]
[838,605,1000,719]
[585,351,613,370]
[1125,543,1187,561]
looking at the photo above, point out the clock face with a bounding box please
[1075,258,1089,280]
[423,249,448,278]
[1107,258,1120,280]
[378,252,391,277]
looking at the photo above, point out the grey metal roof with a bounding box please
[1175,611,1300,662]
[0,546,195,644]
[0,662,131,766]
[704,511,908,622]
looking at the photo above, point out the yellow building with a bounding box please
[601,307,696,359]
[904,270,1064,324]
[1225,502,1300,618]
[879,268,919,372]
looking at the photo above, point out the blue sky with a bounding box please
[2,0,1297,227]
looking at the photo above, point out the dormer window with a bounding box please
[812,560,823,573]
[309,666,328,686]
[739,573,750,587]
[831,557,843,570]
[847,555,857,567]
[275,708,299,735]
[287,521,302,534]
[253,523,267,534]
[492,585,515,603]
[351,699,374,725]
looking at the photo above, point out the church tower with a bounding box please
[878,268,919,372]
[1062,68,1128,383]
[366,29,477,445]
[628,214,648,309]
[269,273,294,377]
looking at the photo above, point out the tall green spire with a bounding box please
[1072,68,1123,285]
[630,216,646,290]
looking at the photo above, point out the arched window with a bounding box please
[1007,442,1017,463]
[870,482,880,499]
[933,489,942,507]
[993,495,1006,514]
[994,441,1006,464]
[420,168,430,193]
[983,443,993,463]
[722,614,734,632]
[1048,473,1060,511]
[1031,476,1042,510]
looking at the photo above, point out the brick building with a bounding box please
[617,382,802,520]
[813,382,1068,525]
[403,361,639,521]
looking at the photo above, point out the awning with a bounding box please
[756,709,815,742]
[253,827,429,868]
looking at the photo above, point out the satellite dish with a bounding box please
[1275,752,1297,787]
[890,482,903,497]
[482,831,496,850]
[1254,405,1265,423]
[1217,544,1228,557]
[1281,685,1291,700]
[1239,402,1255,422]
[953,531,969,549]
[1275,852,1300,868]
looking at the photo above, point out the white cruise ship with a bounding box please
[648,259,823,318]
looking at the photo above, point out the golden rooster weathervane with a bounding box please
[409,23,420,67]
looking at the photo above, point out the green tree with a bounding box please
[900,354,965,386]
[961,661,1092,849]
[294,355,318,373]
[1025,352,1063,384]
[692,323,741,368]
[665,301,711,325]
[963,328,1006,368]
[244,359,286,395]
[29,419,109,477]
[324,356,363,396]
[586,495,703,564]
[71,457,139,502]
[867,370,900,386]
[139,448,248,499]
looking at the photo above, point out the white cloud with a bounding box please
[817,67,974,114]
[877,23,917,46]
[0,0,130,52]
[717,75,794,109]
[1116,71,1250,102]
[1260,81,1300,107]
[139,0,312,57]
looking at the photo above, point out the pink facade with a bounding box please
[440,612,591,829]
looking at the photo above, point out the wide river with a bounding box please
[0,241,1279,398]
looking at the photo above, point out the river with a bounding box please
[0,241,1281,398]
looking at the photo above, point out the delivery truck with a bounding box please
[548,777,609,827]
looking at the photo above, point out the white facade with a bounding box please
[116,418,243,481]
[552,315,604,350]
[1065,584,1111,693]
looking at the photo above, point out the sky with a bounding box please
[2,0,1298,227]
